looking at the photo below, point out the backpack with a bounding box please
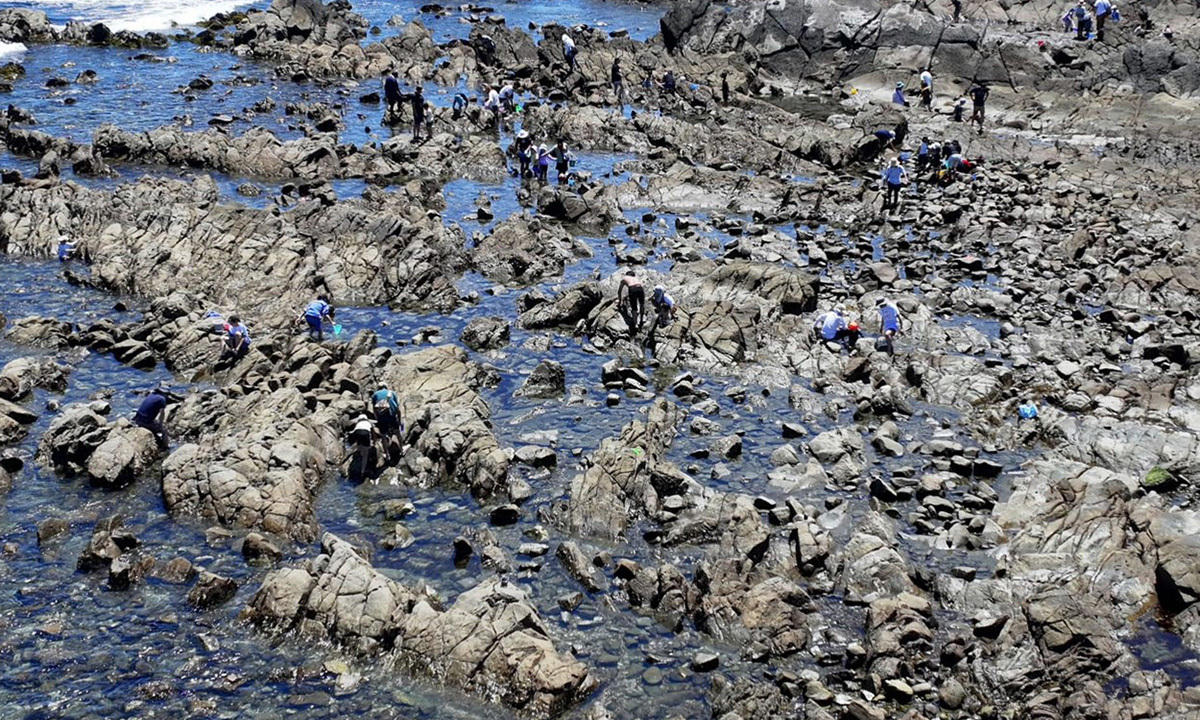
[373,392,394,417]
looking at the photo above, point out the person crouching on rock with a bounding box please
[219,315,251,364]
[133,387,171,452]
[812,304,856,351]
[617,269,646,336]
[57,237,76,262]
[300,296,335,341]
[348,414,381,480]
[646,284,678,350]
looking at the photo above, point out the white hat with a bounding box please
[356,414,368,422]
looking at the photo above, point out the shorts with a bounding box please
[305,314,323,331]
[352,429,372,447]
[377,413,399,436]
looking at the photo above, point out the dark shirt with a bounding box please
[611,63,622,85]
[970,86,989,105]
[135,394,166,424]
[412,93,425,118]
[384,76,401,100]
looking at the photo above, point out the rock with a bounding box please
[490,504,519,526]
[939,678,966,709]
[36,518,69,545]
[691,652,719,672]
[242,532,283,564]
[516,360,566,398]
[85,423,159,488]
[460,316,510,351]
[515,445,557,468]
[187,571,238,609]
[556,541,604,592]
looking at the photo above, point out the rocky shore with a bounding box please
[2,0,1200,717]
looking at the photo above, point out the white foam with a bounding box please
[37,0,257,33]
[0,42,29,62]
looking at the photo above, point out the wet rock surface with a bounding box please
[2,0,1200,717]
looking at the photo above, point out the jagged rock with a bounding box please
[85,422,159,488]
[516,360,565,398]
[460,316,510,351]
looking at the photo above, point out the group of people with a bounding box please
[876,135,980,209]
[1062,0,1120,41]
[383,72,434,142]
[891,72,989,133]
[347,381,406,480]
[616,270,678,343]
[510,132,575,183]
[812,298,905,355]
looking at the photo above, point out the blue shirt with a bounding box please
[878,303,901,332]
[882,166,905,184]
[305,300,330,320]
[820,312,846,340]
[135,394,166,424]
[892,89,906,105]
[57,242,73,261]
[874,130,894,142]
[1095,0,1110,14]
[372,389,399,416]
[228,324,251,347]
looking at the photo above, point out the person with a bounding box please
[721,71,730,104]
[874,128,898,149]
[383,71,403,117]
[1061,8,1075,33]
[221,315,251,362]
[968,83,989,131]
[916,137,931,171]
[348,413,380,479]
[498,83,516,114]
[892,82,908,107]
[1163,24,1174,41]
[951,0,962,21]
[1018,400,1039,420]
[1094,0,1111,39]
[424,101,434,139]
[514,130,533,178]
[552,139,572,184]
[535,144,551,182]
[876,297,903,353]
[562,33,578,73]
[617,270,645,335]
[663,69,677,94]
[953,97,966,122]
[812,304,846,341]
[650,285,677,329]
[611,58,624,101]
[56,237,76,262]
[881,157,907,210]
[484,85,501,126]
[919,68,933,94]
[301,295,335,341]
[1074,1,1090,40]
[133,387,170,451]
[371,382,403,457]
[919,83,932,112]
[410,86,426,142]
[451,92,469,119]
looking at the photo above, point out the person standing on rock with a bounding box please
[920,68,933,95]
[535,144,552,182]
[301,296,335,341]
[1095,0,1112,39]
[919,83,933,112]
[514,130,533,178]
[617,270,646,336]
[1074,1,1092,40]
[383,70,403,120]
[133,387,170,452]
[881,157,908,210]
[876,297,904,354]
[410,86,426,142]
[562,33,578,74]
[951,0,962,21]
[892,82,908,107]
[721,71,730,105]
[611,58,625,106]
[552,139,573,184]
[968,82,989,133]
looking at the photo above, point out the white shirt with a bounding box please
[353,419,374,435]
[486,89,500,109]
[920,70,932,88]
[562,34,575,51]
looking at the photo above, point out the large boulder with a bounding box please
[85,422,159,488]
[37,405,112,476]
